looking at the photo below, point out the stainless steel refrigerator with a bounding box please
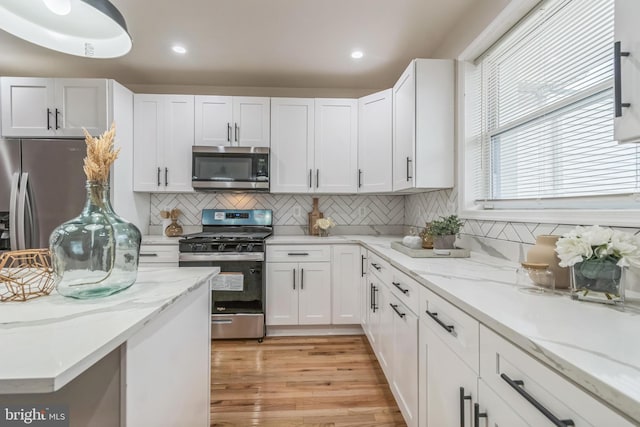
[0,139,86,251]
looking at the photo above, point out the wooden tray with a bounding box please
[391,241,470,258]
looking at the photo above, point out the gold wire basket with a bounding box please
[0,249,56,302]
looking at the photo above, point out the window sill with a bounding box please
[459,207,640,228]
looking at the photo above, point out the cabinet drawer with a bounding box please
[267,245,330,262]
[390,269,419,314]
[139,244,179,264]
[368,251,391,284]
[420,286,479,373]
[480,326,634,426]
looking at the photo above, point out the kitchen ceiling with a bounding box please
[0,0,485,90]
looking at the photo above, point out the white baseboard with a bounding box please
[266,324,364,337]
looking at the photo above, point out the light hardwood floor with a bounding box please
[211,335,407,427]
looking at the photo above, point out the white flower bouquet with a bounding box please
[313,217,336,236]
[555,225,640,302]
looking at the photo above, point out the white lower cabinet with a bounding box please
[479,325,633,427]
[331,244,362,324]
[265,261,331,325]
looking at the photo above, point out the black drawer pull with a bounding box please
[361,254,366,277]
[139,253,158,257]
[293,268,296,290]
[372,285,378,312]
[287,252,309,256]
[390,303,405,318]
[460,387,472,427]
[392,281,409,295]
[473,403,487,427]
[500,373,575,426]
[371,263,381,271]
[426,310,455,334]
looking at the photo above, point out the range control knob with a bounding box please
[235,244,245,252]
[246,243,255,252]
[218,243,226,252]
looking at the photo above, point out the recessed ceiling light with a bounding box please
[172,45,187,54]
[351,50,364,59]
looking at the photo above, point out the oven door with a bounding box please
[192,146,269,191]
[179,253,265,340]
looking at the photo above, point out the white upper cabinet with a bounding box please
[1,77,108,138]
[614,0,640,142]
[392,59,454,192]
[133,94,194,193]
[358,89,392,193]
[270,98,315,193]
[314,98,358,193]
[194,96,269,147]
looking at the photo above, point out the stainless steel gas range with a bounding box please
[179,209,272,341]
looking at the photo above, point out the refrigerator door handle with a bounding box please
[16,172,29,250]
[9,172,20,251]
[24,182,37,249]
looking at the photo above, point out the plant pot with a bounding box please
[433,235,456,249]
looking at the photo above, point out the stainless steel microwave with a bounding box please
[192,146,269,191]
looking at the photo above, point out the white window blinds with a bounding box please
[468,0,640,206]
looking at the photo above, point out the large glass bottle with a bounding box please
[50,181,141,299]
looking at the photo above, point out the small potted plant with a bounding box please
[429,215,464,249]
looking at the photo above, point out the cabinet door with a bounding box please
[133,94,163,191]
[0,77,55,137]
[55,78,108,137]
[297,262,331,324]
[376,283,394,377]
[314,98,358,193]
[390,296,419,427]
[358,89,392,193]
[270,98,314,193]
[477,380,528,427]
[194,95,232,146]
[392,62,416,191]
[233,97,270,147]
[163,95,194,192]
[420,321,478,427]
[331,245,361,324]
[614,0,640,142]
[266,262,299,325]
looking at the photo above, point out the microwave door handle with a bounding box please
[9,172,20,251]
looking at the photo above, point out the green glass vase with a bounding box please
[50,181,141,299]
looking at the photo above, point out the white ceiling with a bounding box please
[0,0,486,90]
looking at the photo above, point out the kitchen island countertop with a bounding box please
[267,234,640,423]
[0,266,218,394]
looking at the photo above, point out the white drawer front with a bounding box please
[390,269,419,314]
[480,326,634,427]
[139,244,179,264]
[420,286,479,373]
[267,245,331,262]
[368,251,391,284]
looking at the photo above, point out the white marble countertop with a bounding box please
[141,235,182,245]
[0,267,218,394]
[267,234,640,422]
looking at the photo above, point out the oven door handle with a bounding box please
[179,253,265,262]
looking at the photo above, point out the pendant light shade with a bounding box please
[0,0,132,58]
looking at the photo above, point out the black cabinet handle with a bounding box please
[309,169,312,188]
[165,167,168,186]
[157,167,161,186]
[300,268,304,290]
[372,285,378,312]
[287,252,309,256]
[47,108,52,130]
[390,303,405,318]
[614,41,631,118]
[235,122,239,142]
[227,123,231,142]
[371,263,381,271]
[473,403,487,427]
[358,169,362,188]
[370,283,374,310]
[392,281,409,295]
[361,254,366,277]
[139,253,158,257]
[500,373,575,426]
[460,387,472,427]
[293,268,296,290]
[316,169,319,188]
[426,310,455,334]
[55,108,60,129]
[406,157,412,181]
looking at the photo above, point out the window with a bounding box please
[466,0,640,209]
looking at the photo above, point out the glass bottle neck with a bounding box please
[85,181,113,212]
